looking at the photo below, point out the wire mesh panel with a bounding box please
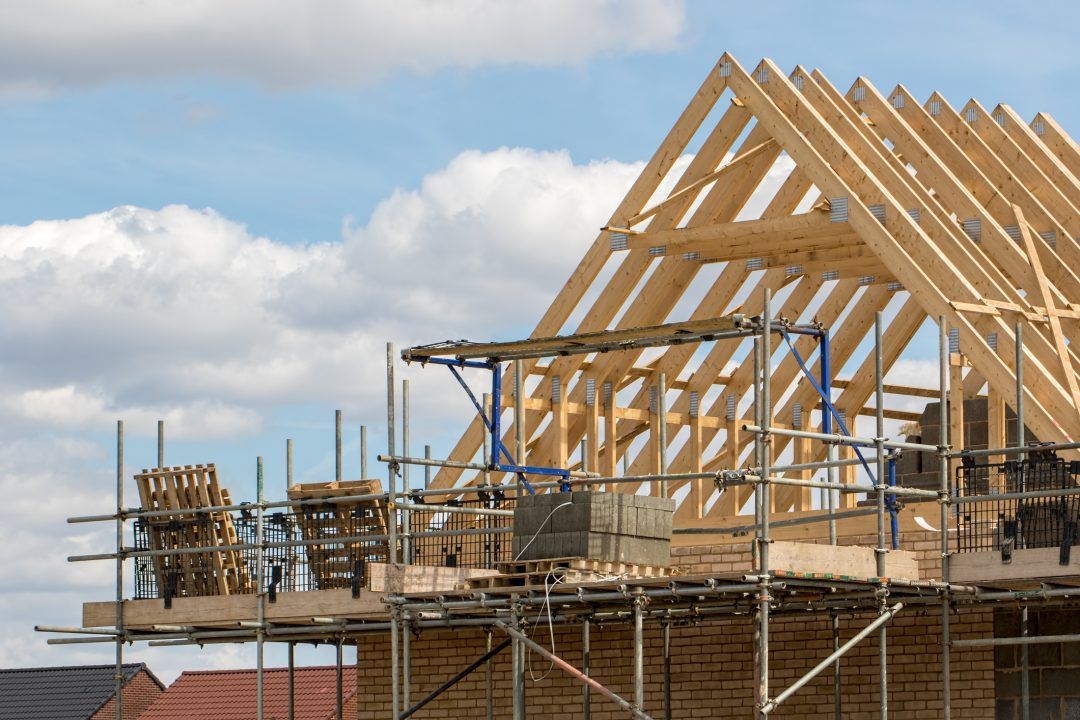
[131,491,514,600]
[133,519,157,599]
[408,491,514,569]
[955,451,1080,554]
[290,504,388,590]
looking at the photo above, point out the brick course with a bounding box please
[90,669,163,720]
[355,529,1006,718]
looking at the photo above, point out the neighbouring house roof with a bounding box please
[0,663,161,720]
[138,666,357,720]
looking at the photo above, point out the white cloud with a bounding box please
[0,147,646,438]
[1,143,806,677]
[8,386,262,438]
[0,0,685,93]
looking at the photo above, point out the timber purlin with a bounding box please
[428,53,1078,523]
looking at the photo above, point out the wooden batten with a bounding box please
[84,589,385,630]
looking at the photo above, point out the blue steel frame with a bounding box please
[418,357,575,494]
[417,321,829,498]
[887,454,899,549]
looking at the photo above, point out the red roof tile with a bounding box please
[139,666,356,720]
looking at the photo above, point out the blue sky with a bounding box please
[2,0,1079,683]
[4,2,1078,243]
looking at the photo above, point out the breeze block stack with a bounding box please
[511,491,674,566]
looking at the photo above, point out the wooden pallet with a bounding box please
[463,557,672,591]
[135,464,253,597]
[288,479,388,589]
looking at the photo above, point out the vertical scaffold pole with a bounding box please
[115,420,124,720]
[335,409,343,482]
[403,379,412,564]
[337,638,344,720]
[1016,322,1029,720]
[582,618,591,720]
[658,372,668,498]
[157,419,164,468]
[657,371,671,720]
[752,334,763,713]
[483,394,492,567]
[391,606,401,720]
[757,288,772,719]
[512,599,525,720]
[662,617,672,720]
[424,445,431,490]
[633,589,645,713]
[388,344,400,720]
[938,317,951,720]
[256,456,265,720]
[486,629,494,720]
[387,342,398,565]
[287,439,294,489]
[402,609,411,713]
[361,425,368,479]
[820,332,837,545]
[288,642,295,720]
[285,433,296,720]
[874,311,888,720]
[514,359,525,496]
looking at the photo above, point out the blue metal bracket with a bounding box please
[887,453,900,549]
[420,357,536,494]
[782,329,877,485]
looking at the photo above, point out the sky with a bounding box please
[2,0,1079,685]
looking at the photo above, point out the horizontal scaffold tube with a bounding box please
[396,502,513,517]
[951,633,1080,647]
[952,486,1080,505]
[736,473,940,498]
[765,455,884,473]
[742,424,938,453]
[950,441,1080,459]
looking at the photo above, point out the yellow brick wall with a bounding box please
[356,610,994,718]
[356,530,996,718]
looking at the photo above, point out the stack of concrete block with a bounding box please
[893,398,1037,493]
[511,491,674,566]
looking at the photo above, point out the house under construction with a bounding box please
[41,54,1080,719]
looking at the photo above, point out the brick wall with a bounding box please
[356,610,994,718]
[994,607,1080,720]
[90,669,163,720]
[356,531,1003,718]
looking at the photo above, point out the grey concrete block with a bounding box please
[513,506,552,538]
[618,506,639,536]
[548,531,586,558]
[588,502,620,533]
[572,491,615,506]
[519,492,560,508]
[636,508,673,540]
[551,503,588,533]
[632,495,676,512]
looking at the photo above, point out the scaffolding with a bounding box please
[36,300,1080,720]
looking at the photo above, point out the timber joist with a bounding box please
[432,54,1080,524]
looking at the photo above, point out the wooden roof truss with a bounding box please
[422,54,1080,523]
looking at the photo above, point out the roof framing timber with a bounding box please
[429,54,1080,523]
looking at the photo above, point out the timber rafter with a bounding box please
[427,54,1080,525]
